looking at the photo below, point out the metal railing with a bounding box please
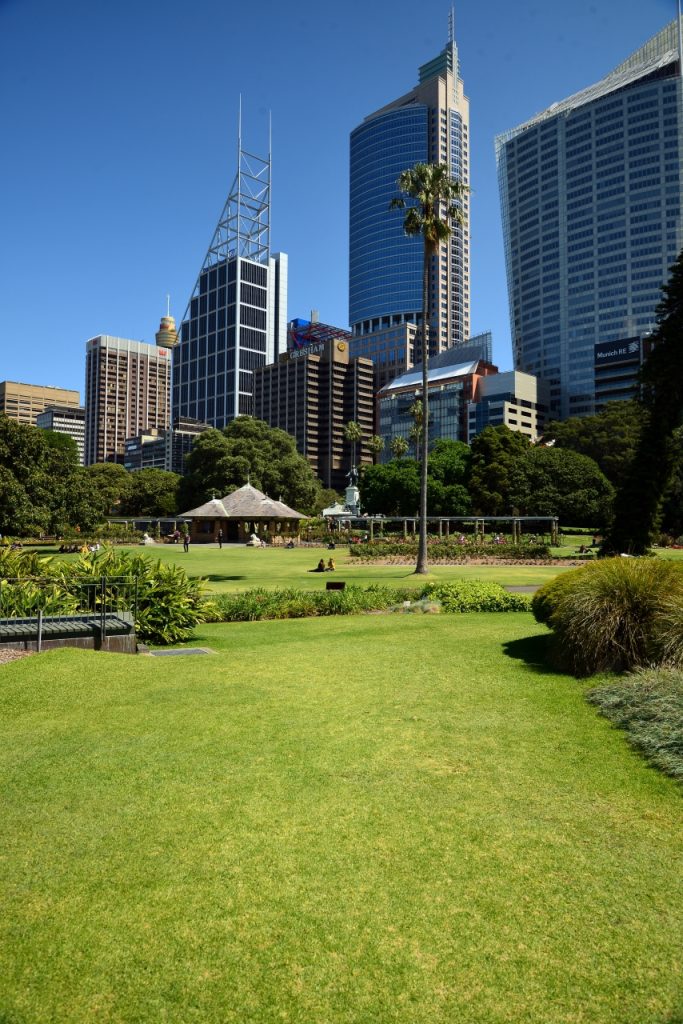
[0,576,138,651]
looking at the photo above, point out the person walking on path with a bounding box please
[218,529,223,549]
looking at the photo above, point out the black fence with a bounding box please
[0,576,138,652]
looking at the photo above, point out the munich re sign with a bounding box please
[594,337,641,364]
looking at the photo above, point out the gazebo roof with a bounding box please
[180,483,306,520]
[221,483,307,519]
[180,496,231,518]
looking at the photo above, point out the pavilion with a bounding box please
[180,483,307,544]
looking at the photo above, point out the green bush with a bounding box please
[349,541,551,561]
[532,557,683,675]
[421,580,530,612]
[209,585,415,623]
[209,581,529,623]
[587,667,683,782]
[0,548,211,645]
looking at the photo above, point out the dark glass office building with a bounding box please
[496,20,683,419]
[349,24,470,355]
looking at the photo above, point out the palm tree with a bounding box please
[367,434,385,464]
[390,436,410,460]
[408,399,424,460]
[390,163,469,573]
[344,420,363,475]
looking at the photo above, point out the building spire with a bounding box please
[448,5,455,44]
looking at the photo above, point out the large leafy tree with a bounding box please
[360,441,471,517]
[543,400,645,491]
[119,469,181,517]
[389,163,469,573]
[468,425,532,515]
[606,251,683,552]
[180,417,322,514]
[508,447,614,528]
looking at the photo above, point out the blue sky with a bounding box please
[0,0,675,399]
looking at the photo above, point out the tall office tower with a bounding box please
[0,381,80,427]
[349,12,470,358]
[252,319,374,491]
[36,404,86,464]
[84,335,172,465]
[173,131,288,429]
[496,20,683,419]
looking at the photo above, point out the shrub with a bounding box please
[532,557,683,676]
[587,667,683,782]
[348,541,551,561]
[421,580,530,613]
[0,548,211,645]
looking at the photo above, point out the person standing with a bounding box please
[218,528,223,549]
[183,532,190,553]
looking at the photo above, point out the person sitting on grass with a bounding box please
[326,558,336,571]
[309,559,326,572]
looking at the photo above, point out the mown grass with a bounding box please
[1,614,682,1023]
[49,543,570,592]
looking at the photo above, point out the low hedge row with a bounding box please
[207,580,530,622]
[348,541,551,561]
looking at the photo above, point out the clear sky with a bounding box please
[0,0,676,399]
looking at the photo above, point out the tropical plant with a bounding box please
[390,436,410,460]
[343,421,364,474]
[389,163,469,573]
[367,435,385,464]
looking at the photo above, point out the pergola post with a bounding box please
[403,519,408,540]
[438,519,443,539]
[370,520,374,542]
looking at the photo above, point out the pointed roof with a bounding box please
[221,483,306,519]
[180,483,306,520]
[180,496,230,518]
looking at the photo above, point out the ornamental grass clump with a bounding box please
[531,557,683,676]
[587,667,683,782]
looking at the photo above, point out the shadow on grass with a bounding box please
[502,632,572,678]
[204,574,247,582]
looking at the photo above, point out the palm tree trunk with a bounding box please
[415,244,431,574]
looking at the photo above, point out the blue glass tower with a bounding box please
[497,20,683,419]
[349,20,470,358]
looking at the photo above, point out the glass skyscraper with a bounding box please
[496,20,683,419]
[349,20,470,357]
[173,136,288,429]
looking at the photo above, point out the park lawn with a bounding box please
[1,614,682,1024]
[76,543,571,592]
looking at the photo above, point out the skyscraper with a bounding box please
[173,130,287,429]
[84,334,172,465]
[496,20,683,419]
[349,13,470,358]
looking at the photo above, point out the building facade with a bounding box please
[349,18,470,357]
[0,381,80,428]
[123,417,210,474]
[174,135,287,430]
[467,371,549,443]
[252,320,374,491]
[378,358,495,457]
[35,404,86,464]
[84,336,173,465]
[496,20,683,419]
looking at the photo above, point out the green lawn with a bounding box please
[1,614,681,1023]
[50,543,572,592]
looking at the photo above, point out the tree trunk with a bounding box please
[415,243,432,574]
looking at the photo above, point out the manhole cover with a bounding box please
[149,647,214,657]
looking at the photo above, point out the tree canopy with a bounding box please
[543,401,645,491]
[607,250,683,552]
[360,440,471,517]
[180,417,323,514]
